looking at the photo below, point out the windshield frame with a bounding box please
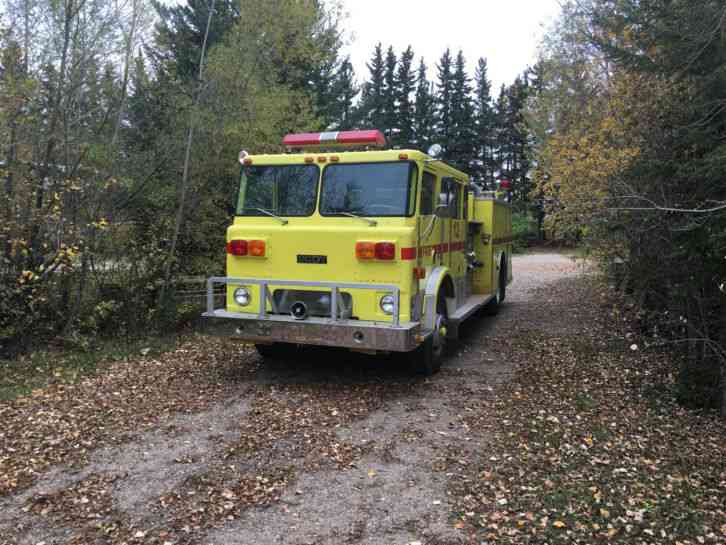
[235,163,321,218]
[318,160,419,218]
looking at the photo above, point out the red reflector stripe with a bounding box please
[418,241,466,255]
[401,247,417,260]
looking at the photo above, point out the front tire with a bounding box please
[408,293,448,375]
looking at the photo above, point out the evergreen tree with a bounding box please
[152,0,239,81]
[449,50,476,172]
[395,46,416,148]
[413,58,435,152]
[494,84,510,182]
[309,55,338,127]
[382,46,398,140]
[358,43,386,130]
[474,57,496,186]
[495,76,532,202]
[434,49,455,160]
[329,57,358,130]
[508,75,532,201]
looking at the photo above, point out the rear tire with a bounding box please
[255,343,297,360]
[484,257,507,315]
[408,292,448,376]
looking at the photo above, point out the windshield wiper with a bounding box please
[337,211,377,227]
[243,207,288,225]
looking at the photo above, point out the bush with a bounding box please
[512,212,539,253]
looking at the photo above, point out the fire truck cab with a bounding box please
[203,130,512,374]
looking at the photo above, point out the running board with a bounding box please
[448,294,494,339]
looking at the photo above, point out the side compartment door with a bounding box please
[442,178,466,305]
[452,182,467,289]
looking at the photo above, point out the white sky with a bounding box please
[338,0,561,94]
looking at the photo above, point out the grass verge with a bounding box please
[0,335,180,401]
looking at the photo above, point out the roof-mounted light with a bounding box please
[283,130,387,149]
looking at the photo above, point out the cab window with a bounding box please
[237,164,319,217]
[320,162,418,217]
[441,177,461,218]
[420,171,436,215]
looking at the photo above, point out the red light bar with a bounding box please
[283,130,386,149]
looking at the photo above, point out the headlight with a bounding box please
[379,294,395,315]
[234,287,251,307]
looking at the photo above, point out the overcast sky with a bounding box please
[338,0,561,93]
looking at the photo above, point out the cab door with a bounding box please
[418,170,442,270]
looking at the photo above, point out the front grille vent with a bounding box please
[272,289,353,319]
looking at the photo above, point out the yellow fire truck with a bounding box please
[203,130,512,374]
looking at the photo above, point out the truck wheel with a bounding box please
[484,258,507,315]
[255,343,296,360]
[408,293,448,375]
[499,257,507,303]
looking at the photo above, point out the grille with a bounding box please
[272,289,353,318]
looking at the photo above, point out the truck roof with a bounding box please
[243,149,470,184]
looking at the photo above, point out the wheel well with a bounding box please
[439,275,455,299]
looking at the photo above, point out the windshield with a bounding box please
[320,162,418,217]
[236,165,319,217]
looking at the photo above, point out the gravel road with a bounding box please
[1,252,584,545]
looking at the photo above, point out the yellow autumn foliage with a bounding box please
[537,72,644,240]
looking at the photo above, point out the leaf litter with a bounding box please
[446,277,726,544]
[1,257,724,545]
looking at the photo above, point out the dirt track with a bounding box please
[0,253,584,545]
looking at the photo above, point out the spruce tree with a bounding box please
[358,43,386,130]
[382,46,398,140]
[152,0,239,81]
[329,57,358,130]
[413,58,436,153]
[474,57,496,186]
[434,49,455,160]
[395,46,416,148]
[507,75,531,201]
[495,75,532,202]
[449,50,476,172]
[494,84,510,182]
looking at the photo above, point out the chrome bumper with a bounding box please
[202,277,421,352]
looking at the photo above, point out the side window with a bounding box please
[420,171,436,215]
[450,184,461,218]
[441,177,460,218]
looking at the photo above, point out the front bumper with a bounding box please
[202,277,421,352]
[203,310,420,352]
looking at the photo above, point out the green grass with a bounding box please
[0,335,179,401]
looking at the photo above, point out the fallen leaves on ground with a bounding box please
[0,338,258,496]
[447,277,726,544]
